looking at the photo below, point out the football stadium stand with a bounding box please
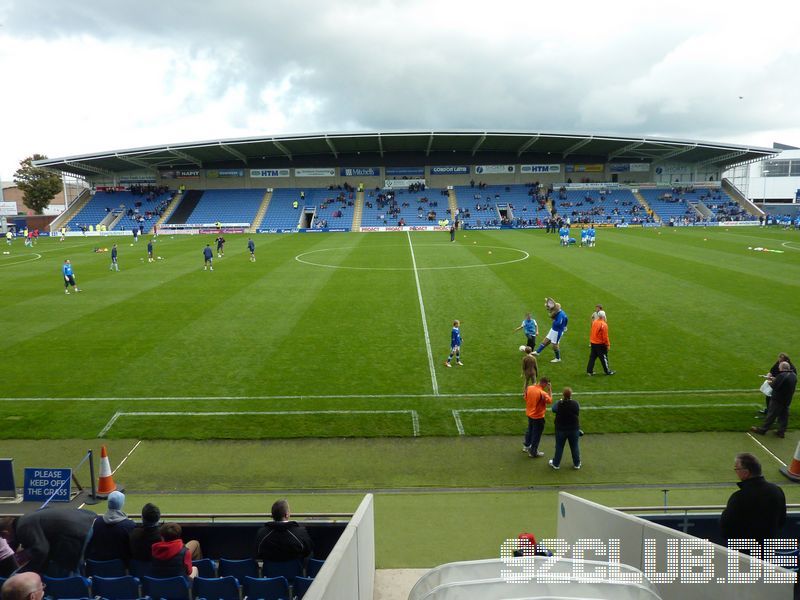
[261,188,354,231]
[183,189,266,226]
[361,187,446,228]
[454,184,551,228]
[66,191,172,234]
[550,188,650,225]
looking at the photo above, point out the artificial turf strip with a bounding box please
[1,228,798,439]
[5,433,800,493]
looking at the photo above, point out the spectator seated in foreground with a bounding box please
[129,502,162,562]
[254,499,314,563]
[86,491,136,563]
[151,523,201,579]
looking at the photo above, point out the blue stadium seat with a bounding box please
[306,558,324,578]
[91,575,141,600]
[218,558,259,580]
[86,558,127,578]
[293,576,314,599]
[192,576,240,600]
[128,560,153,579]
[242,575,289,600]
[42,575,91,600]
[192,559,218,578]
[141,576,191,600]
[262,560,302,585]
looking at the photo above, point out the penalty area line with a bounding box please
[98,410,420,438]
[452,403,760,435]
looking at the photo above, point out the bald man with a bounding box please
[1,572,46,600]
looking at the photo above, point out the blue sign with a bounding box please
[796,189,800,201]
[385,166,425,177]
[23,468,71,502]
[431,166,470,175]
[340,167,380,177]
[0,459,14,497]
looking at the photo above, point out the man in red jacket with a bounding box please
[586,310,615,376]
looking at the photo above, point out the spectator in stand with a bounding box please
[129,503,162,562]
[86,491,135,563]
[0,572,45,600]
[254,499,313,563]
[720,453,786,548]
[0,508,96,576]
[0,526,18,576]
[151,523,200,579]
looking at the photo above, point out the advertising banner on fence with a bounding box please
[565,164,604,173]
[521,164,561,174]
[360,225,446,232]
[0,201,17,215]
[430,166,470,175]
[161,170,201,179]
[340,167,380,177]
[385,166,425,177]
[384,178,426,190]
[207,169,244,178]
[475,164,515,174]
[630,163,650,172]
[251,168,290,178]
[295,168,336,177]
[23,468,71,502]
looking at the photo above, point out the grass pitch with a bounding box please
[1,227,799,439]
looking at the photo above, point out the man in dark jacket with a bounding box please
[0,508,96,576]
[254,500,313,562]
[720,453,786,548]
[129,503,162,561]
[752,361,798,438]
[86,491,135,563]
[548,387,581,470]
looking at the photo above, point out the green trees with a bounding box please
[14,155,61,214]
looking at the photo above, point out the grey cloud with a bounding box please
[3,0,799,146]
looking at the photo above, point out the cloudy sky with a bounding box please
[1,0,799,180]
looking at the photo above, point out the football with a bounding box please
[519,345,527,352]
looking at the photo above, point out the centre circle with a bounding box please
[295,244,530,271]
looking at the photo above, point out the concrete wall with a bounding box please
[305,494,375,600]
[557,492,794,600]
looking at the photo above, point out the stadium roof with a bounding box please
[34,130,778,178]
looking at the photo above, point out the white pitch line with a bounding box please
[0,253,42,268]
[112,440,142,475]
[747,432,788,467]
[98,411,122,437]
[452,403,760,435]
[452,410,465,436]
[0,388,758,403]
[98,410,420,438]
[407,231,438,396]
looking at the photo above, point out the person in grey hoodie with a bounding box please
[86,491,136,563]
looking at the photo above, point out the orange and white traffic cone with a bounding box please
[779,441,800,482]
[96,445,118,495]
